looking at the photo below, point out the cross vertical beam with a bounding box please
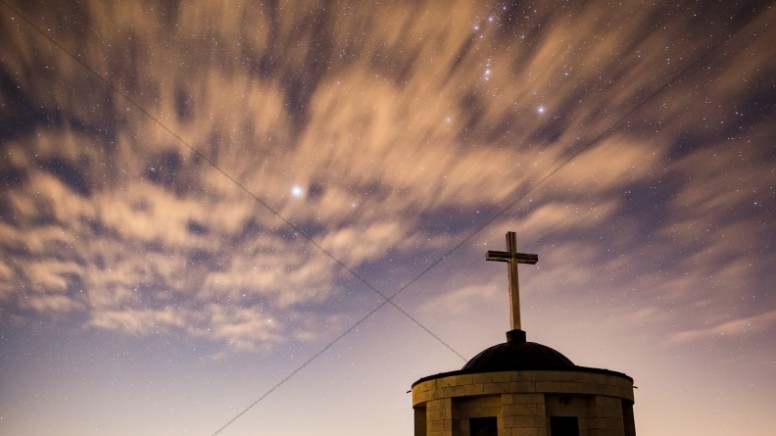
[486,231,538,330]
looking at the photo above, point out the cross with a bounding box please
[486,231,538,331]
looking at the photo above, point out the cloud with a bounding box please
[667,309,776,344]
[1,0,773,359]
[518,198,620,238]
[20,293,84,313]
[89,307,186,336]
[416,281,501,319]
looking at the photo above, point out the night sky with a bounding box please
[1,1,775,435]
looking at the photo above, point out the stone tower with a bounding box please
[411,232,636,436]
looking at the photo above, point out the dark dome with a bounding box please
[411,329,633,388]
[461,329,575,372]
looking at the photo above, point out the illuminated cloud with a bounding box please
[0,0,773,361]
[667,309,776,344]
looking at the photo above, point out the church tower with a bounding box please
[411,232,636,436]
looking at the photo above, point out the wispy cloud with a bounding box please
[667,309,776,344]
[1,0,773,360]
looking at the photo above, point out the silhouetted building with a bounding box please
[411,232,636,436]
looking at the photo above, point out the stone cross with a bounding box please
[486,231,538,331]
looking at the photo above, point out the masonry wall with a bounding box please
[412,370,635,436]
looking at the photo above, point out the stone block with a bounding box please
[457,374,473,385]
[464,383,485,396]
[560,382,587,394]
[505,404,539,416]
[510,418,531,429]
[439,378,456,388]
[535,381,563,392]
[491,372,512,383]
[483,382,503,393]
[512,393,543,404]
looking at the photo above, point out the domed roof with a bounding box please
[461,329,575,372]
[411,329,633,388]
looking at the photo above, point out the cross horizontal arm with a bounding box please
[486,250,538,264]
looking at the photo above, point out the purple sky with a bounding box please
[1,1,775,435]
